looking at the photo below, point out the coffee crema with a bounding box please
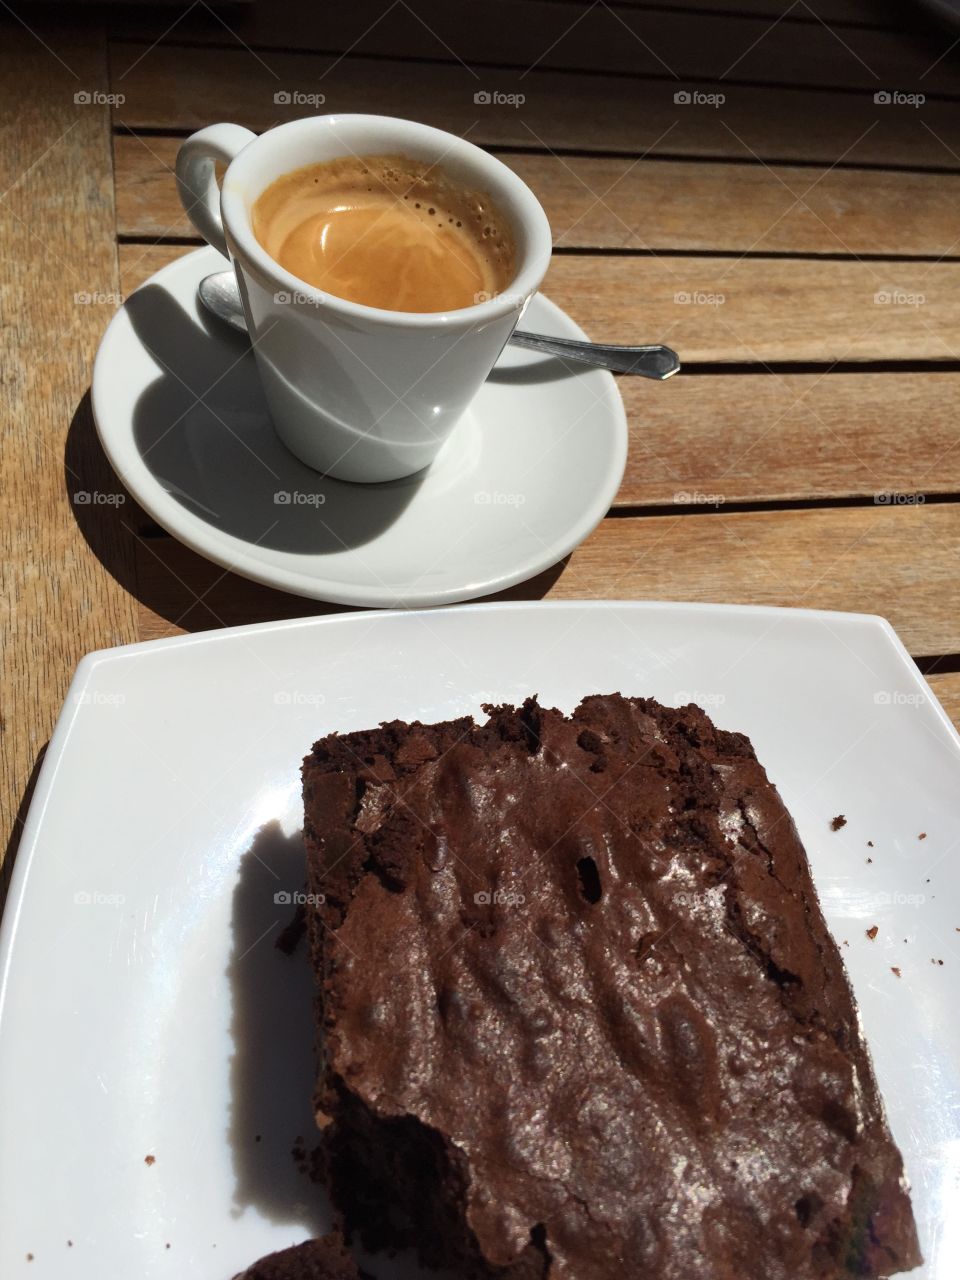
[251,154,516,313]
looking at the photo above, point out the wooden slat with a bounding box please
[119,241,191,291]
[118,242,960,364]
[109,235,960,504]
[103,2,954,91]
[620,372,960,505]
[108,1,957,90]
[131,503,960,655]
[107,0,913,47]
[105,0,913,30]
[114,133,960,257]
[109,44,960,170]
[927,673,960,729]
[0,23,140,885]
[548,256,960,363]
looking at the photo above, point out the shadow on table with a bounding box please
[0,745,48,923]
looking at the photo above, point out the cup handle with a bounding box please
[175,123,257,259]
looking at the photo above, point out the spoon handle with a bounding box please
[510,331,680,379]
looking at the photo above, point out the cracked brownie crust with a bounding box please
[301,694,921,1279]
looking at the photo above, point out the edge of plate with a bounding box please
[0,655,100,1032]
[46,599,928,671]
[4,600,956,1034]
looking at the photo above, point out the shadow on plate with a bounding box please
[228,820,331,1235]
[227,820,461,1279]
[123,285,424,554]
[487,354,596,385]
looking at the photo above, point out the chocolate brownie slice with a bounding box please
[302,696,921,1279]
[237,1231,369,1279]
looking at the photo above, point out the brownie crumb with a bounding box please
[26,1254,33,1262]
[866,925,879,940]
[866,857,873,864]
[144,1154,155,1166]
[867,840,874,847]
[891,967,901,978]
[831,814,847,831]
[919,832,927,840]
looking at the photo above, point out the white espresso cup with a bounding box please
[175,114,552,483]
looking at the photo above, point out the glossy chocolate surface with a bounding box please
[303,696,921,1279]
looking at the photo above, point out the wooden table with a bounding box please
[5,0,960,894]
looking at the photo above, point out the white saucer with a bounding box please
[91,246,627,608]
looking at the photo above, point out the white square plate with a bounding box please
[1,601,957,1279]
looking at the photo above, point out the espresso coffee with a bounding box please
[251,154,516,313]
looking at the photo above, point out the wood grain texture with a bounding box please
[131,502,960,656]
[109,235,960,505]
[114,133,960,257]
[0,22,140,878]
[118,241,960,364]
[620,372,960,505]
[927,672,960,729]
[109,43,960,169]
[101,0,956,90]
